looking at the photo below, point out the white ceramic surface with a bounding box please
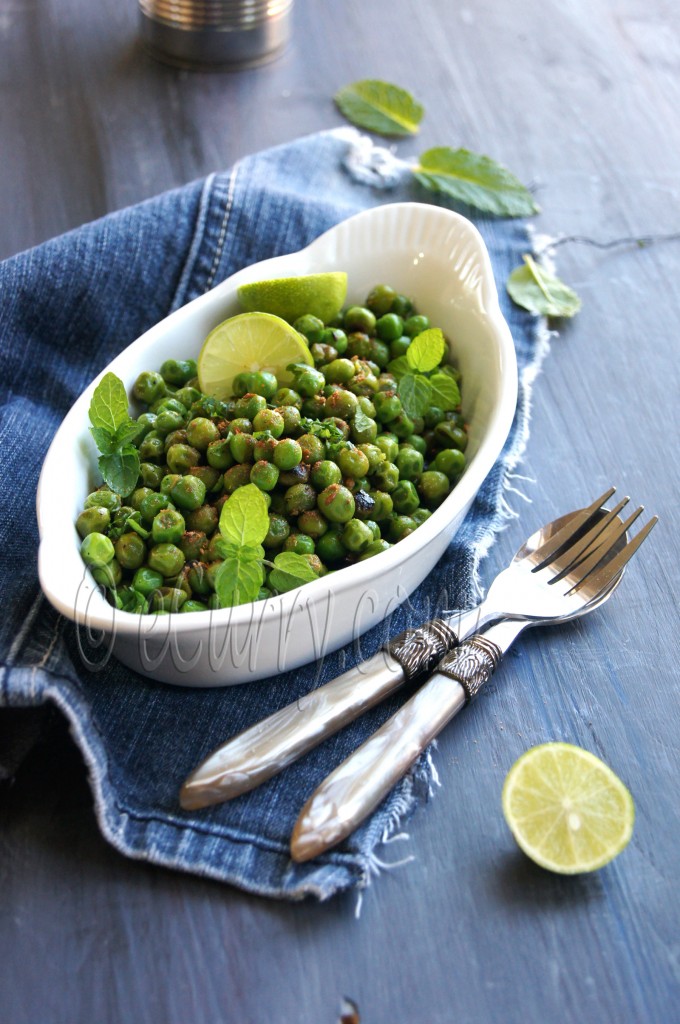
[37,202,518,686]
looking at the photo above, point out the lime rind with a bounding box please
[501,742,635,874]
[237,272,348,324]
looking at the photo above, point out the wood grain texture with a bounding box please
[2,0,680,1021]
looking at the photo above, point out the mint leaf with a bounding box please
[334,79,424,137]
[89,372,131,433]
[386,355,411,381]
[98,445,140,497]
[214,549,264,607]
[268,552,320,594]
[406,329,446,373]
[414,147,539,217]
[219,484,270,547]
[90,426,118,455]
[429,372,461,411]
[507,255,582,317]
[398,373,432,418]
[113,419,144,447]
[353,406,374,436]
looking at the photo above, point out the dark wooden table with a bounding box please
[2,2,679,1022]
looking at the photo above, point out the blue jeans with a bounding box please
[0,129,542,900]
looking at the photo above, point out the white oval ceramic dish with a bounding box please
[37,202,518,686]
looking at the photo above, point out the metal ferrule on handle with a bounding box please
[290,630,506,863]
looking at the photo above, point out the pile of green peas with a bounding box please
[76,283,468,613]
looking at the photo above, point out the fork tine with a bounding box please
[560,506,644,589]
[541,496,631,581]
[530,487,617,569]
[569,515,658,597]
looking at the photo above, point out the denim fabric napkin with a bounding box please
[0,128,544,900]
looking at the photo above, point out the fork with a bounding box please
[290,507,657,861]
[181,489,638,810]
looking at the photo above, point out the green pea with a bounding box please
[359,539,392,560]
[411,508,432,526]
[321,328,348,354]
[317,484,355,524]
[283,532,316,555]
[389,336,411,359]
[284,483,317,516]
[133,370,166,406]
[152,508,186,545]
[341,518,373,552]
[148,543,185,577]
[435,422,468,451]
[251,460,280,492]
[139,462,166,490]
[375,313,404,341]
[166,443,201,474]
[298,434,326,464]
[344,306,377,334]
[186,417,220,451]
[315,528,345,564]
[229,417,253,434]
[223,464,252,493]
[301,395,327,419]
[375,434,399,462]
[180,599,210,613]
[368,489,394,521]
[324,389,358,420]
[293,314,325,343]
[346,332,373,360]
[114,531,147,569]
[134,412,158,439]
[155,410,186,438]
[81,532,115,568]
[372,462,399,492]
[160,474,182,496]
[230,432,256,463]
[310,460,342,491]
[139,491,173,524]
[273,438,303,471]
[387,515,416,542]
[297,510,328,539]
[160,359,197,387]
[323,358,356,385]
[276,405,301,436]
[232,372,256,398]
[403,434,428,456]
[91,559,123,589]
[338,446,370,479]
[419,470,451,506]
[131,566,164,596]
[274,387,302,408]
[84,489,121,513]
[373,392,402,423]
[138,432,165,461]
[395,447,424,481]
[264,513,290,549]
[391,412,415,439]
[189,465,222,492]
[404,314,430,338]
[391,294,414,317]
[149,587,188,613]
[187,562,212,596]
[180,530,208,560]
[433,448,466,480]
[169,475,207,511]
[366,284,397,317]
[174,386,202,409]
[253,408,285,437]
[357,443,386,472]
[351,415,378,445]
[76,506,110,538]
[423,406,445,429]
[250,371,278,399]
[392,480,420,515]
[235,393,267,420]
[206,438,235,471]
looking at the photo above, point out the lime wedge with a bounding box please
[502,742,635,874]
[197,312,313,400]
[237,272,348,324]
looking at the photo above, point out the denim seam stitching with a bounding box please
[204,162,239,292]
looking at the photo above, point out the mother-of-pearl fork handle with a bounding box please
[180,612,482,810]
[290,622,523,863]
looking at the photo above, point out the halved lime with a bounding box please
[197,312,313,400]
[237,272,348,324]
[502,742,635,874]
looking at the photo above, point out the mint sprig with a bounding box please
[212,485,322,607]
[334,79,424,137]
[414,147,539,218]
[88,372,140,497]
[392,328,461,418]
[507,254,582,317]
